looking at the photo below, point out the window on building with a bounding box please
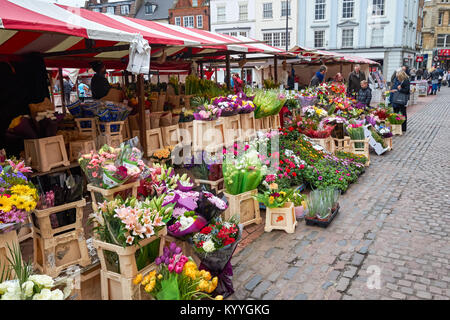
[281,1,291,17]
[263,3,273,19]
[342,29,354,48]
[273,33,281,47]
[145,3,157,15]
[315,0,326,20]
[262,32,290,48]
[197,15,203,28]
[230,32,238,37]
[239,4,248,21]
[281,31,291,47]
[263,33,272,46]
[92,8,100,12]
[120,5,130,15]
[372,0,385,16]
[106,6,115,14]
[371,28,384,47]
[342,0,354,19]
[192,0,198,7]
[240,31,248,37]
[438,12,444,25]
[437,34,450,47]
[175,17,181,26]
[184,16,194,28]
[217,6,226,22]
[314,30,325,48]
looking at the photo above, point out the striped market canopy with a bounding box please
[0,0,287,69]
[290,46,379,65]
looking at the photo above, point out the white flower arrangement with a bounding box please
[202,240,216,253]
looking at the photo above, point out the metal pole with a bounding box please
[226,54,231,90]
[58,68,66,114]
[138,74,148,157]
[286,1,289,52]
[274,56,278,83]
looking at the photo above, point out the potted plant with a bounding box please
[305,188,341,228]
[290,190,307,220]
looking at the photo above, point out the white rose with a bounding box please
[32,288,52,300]
[63,279,74,299]
[179,216,194,231]
[29,275,54,289]
[49,289,64,300]
[22,281,35,298]
[0,280,21,300]
[202,240,216,253]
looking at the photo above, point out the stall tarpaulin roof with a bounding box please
[0,0,288,69]
[290,46,379,65]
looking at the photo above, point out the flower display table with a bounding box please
[264,202,297,234]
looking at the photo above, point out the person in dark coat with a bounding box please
[357,80,372,108]
[390,70,410,132]
[310,65,327,87]
[427,67,440,95]
[90,61,111,100]
[347,64,366,98]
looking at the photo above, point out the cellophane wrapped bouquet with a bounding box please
[0,159,37,225]
[134,242,222,300]
[222,143,266,195]
[253,90,286,119]
[79,139,150,189]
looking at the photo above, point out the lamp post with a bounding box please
[285,1,289,52]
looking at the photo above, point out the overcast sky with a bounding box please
[39,0,86,7]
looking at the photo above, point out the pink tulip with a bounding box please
[168,264,175,272]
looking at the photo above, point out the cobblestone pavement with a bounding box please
[230,88,450,300]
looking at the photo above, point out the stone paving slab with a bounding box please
[230,88,450,300]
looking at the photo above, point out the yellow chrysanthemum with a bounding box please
[24,201,36,212]
[0,196,13,213]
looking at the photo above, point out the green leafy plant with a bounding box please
[387,113,406,125]
[306,188,340,220]
[254,188,294,209]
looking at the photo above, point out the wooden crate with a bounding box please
[161,124,181,147]
[179,122,194,145]
[390,124,403,136]
[93,228,166,300]
[350,139,370,166]
[240,113,256,141]
[332,137,352,154]
[24,135,71,172]
[192,119,226,152]
[262,117,271,131]
[122,118,132,141]
[255,117,269,133]
[310,137,334,153]
[195,178,224,194]
[269,115,281,130]
[17,215,33,243]
[383,137,393,151]
[69,140,96,161]
[264,202,297,234]
[69,262,102,301]
[87,181,140,213]
[0,229,20,279]
[132,129,164,157]
[223,190,262,227]
[75,118,97,138]
[223,115,242,146]
[33,228,91,278]
[97,121,124,148]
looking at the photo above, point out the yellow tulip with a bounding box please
[215,295,224,300]
[133,274,143,285]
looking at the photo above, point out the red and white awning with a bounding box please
[290,46,379,65]
[0,0,287,69]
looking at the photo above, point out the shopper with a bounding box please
[90,61,111,100]
[410,68,416,81]
[63,77,73,104]
[428,67,440,95]
[390,70,410,132]
[310,65,327,87]
[447,69,450,87]
[416,68,423,80]
[78,81,89,102]
[232,73,243,93]
[347,64,366,98]
[287,67,295,90]
[437,66,444,92]
[357,80,372,108]
[334,73,345,84]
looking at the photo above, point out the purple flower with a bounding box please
[318,176,323,181]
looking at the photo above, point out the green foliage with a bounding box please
[307,188,340,219]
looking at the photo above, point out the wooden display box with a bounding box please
[179,122,194,145]
[264,202,297,234]
[269,115,281,130]
[0,230,20,279]
[67,262,102,301]
[87,181,140,213]
[195,178,224,194]
[161,124,181,147]
[69,140,96,161]
[193,119,226,152]
[223,115,242,145]
[32,199,90,278]
[93,228,167,300]
[390,124,403,136]
[132,129,164,158]
[332,137,352,154]
[262,117,271,131]
[122,119,132,141]
[24,135,71,172]
[223,190,262,227]
[384,137,393,151]
[240,113,256,141]
[97,121,124,148]
[17,215,33,243]
[75,118,97,138]
[255,117,269,133]
[350,139,371,166]
[310,137,334,153]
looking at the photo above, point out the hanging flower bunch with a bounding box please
[0,159,37,225]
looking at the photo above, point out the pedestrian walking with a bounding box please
[347,64,366,98]
[447,69,450,87]
[63,77,73,104]
[390,70,410,133]
[416,68,423,80]
[78,81,89,102]
[427,67,440,95]
[310,65,327,87]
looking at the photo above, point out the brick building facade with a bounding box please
[168,0,210,31]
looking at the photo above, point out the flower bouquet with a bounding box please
[151,146,174,164]
[347,123,366,149]
[298,88,318,107]
[134,242,221,300]
[253,90,286,118]
[387,113,406,125]
[211,96,238,117]
[193,104,221,121]
[254,185,293,209]
[191,216,243,298]
[0,159,37,226]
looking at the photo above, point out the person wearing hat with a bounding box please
[90,61,111,100]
